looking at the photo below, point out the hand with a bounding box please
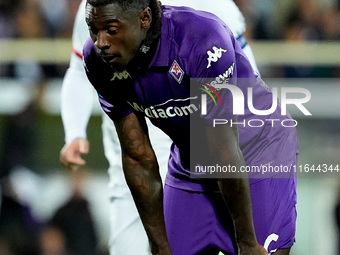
[238,242,268,255]
[60,138,89,171]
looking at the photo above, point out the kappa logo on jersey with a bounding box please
[111,70,131,81]
[206,46,227,68]
[169,60,184,84]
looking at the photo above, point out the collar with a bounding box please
[148,11,170,68]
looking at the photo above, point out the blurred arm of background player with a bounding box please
[60,0,93,171]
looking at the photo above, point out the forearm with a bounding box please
[114,114,170,253]
[216,150,257,245]
[206,125,257,247]
[61,54,94,143]
[123,155,169,248]
[218,178,257,245]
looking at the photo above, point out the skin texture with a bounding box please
[60,138,89,171]
[85,3,151,70]
[206,124,267,255]
[81,3,271,255]
[114,113,171,255]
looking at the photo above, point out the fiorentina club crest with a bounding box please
[169,60,184,84]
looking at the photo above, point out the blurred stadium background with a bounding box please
[1,0,340,254]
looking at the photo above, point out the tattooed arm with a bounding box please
[206,124,267,255]
[114,113,172,255]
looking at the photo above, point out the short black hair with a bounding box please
[86,0,149,12]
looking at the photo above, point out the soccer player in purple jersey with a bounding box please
[82,0,298,254]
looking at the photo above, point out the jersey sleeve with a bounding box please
[187,21,243,125]
[161,0,246,37]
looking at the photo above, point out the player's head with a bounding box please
[85,0,161,69]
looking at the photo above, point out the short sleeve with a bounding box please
[188,21,240,125]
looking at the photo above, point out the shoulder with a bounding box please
[162,6,235,55]
[162,5,230,35]
[82,38,98,71]
[160,0,245,37]
[83,37,96,61]
[161,6,236,75]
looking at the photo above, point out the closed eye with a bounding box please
[107,29,118,35]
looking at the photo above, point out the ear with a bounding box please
[140,7,152,29]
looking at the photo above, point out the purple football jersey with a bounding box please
[83,6,299,192]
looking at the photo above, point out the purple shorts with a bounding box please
[163,177,297,255]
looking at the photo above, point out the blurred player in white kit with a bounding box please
[59,0,259,254]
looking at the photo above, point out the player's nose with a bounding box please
[95,30,110,50]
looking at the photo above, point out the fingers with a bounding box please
[68,162,82,172]
[60,138,89,171]
[79,138,89,154]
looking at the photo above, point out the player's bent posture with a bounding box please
[60,1,171,253]
[60,0,262,254]
[83,0,298,254]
